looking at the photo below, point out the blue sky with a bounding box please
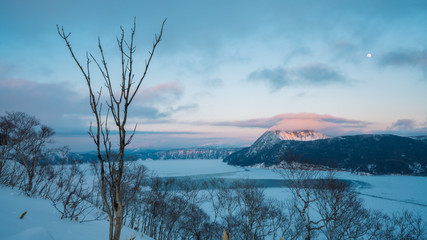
[1,0,427,151]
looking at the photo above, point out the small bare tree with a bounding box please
[315,176,371,240]
[277,152,328,240]
[2,112,55,192]
[276,152,415,240]
[0,115,13,177]
[49,162,91,220]
[390,210,426,239]
[57,18,166,240]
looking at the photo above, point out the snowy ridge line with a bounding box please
[273,129,331,141]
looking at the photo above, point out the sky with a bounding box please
[1,0,427,152]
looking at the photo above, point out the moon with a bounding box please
[367,53,372,58]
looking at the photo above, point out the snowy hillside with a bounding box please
[225,132,427,175]
[68,146,242,163]
[249,129,330,155]
[0,187,151,240]
[274,129,331,141]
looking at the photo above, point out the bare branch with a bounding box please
[129,18,166,104]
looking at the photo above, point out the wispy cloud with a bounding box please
[387,119,416,131]
[297,63,345,84]
[132,81,197,118]
[0,78,191,133]
[210,118,281,129]
[204,77,223,88]
[132,105,169,119]
[267,113,369,136]
[384,118,427,136]
[172,104,198,113]
[206,113,427,137]
[379,49,427,72]
[247,63,346,90]
[0,63,17,79]
[198,113,370,136]
[248,67,290,90]
[0,77,88,131]
[136,81,184,104]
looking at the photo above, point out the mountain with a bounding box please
[273,129,331,141]
[66,146,242,163]
[251,129,330,150]
[224,130,427,175]
[242,130,330,163]
[129,147,241,160]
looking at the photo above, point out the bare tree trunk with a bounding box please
[27,168,34,192]
[109,218,114,240]
[58,18,166,240]
[113,206,123,240]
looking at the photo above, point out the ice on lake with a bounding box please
[139,159,427,219]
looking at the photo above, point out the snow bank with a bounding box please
[0,187,152,240]
[4,227,54,240]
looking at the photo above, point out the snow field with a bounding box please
[0,186,152,240]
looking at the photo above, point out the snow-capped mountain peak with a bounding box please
[274,129,331,141]
[249,130,330,154]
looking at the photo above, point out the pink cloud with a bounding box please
[208,113,370,136]
[269,113,370,136]
[134,81,184,104]
[0,78,37,88]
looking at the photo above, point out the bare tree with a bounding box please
[315,176,372,240]
[0,115,13,177]
[177,201,210,240]
[276,151,426,240]
[390,210,426,240]
[2,112,55,192]
[205,178,290,240]
[49,162,91,220]
[277,152,328,240]
[57,18,166,240]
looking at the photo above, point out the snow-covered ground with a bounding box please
[0,187,151,240]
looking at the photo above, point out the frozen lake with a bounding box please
[138,159,427,219]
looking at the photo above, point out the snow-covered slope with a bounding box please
[275,129,331,141]
[225,133,427,175]
[249,130,330,154]
[0,187,151,240]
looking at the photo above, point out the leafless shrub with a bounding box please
[33,163,57,197]
[0,115,13,177]
[275,151,395,240]
[277,153,328,240]
[5,160,27,189]
[315,176,373,240]
[0,112,54,193]
[48,163,91,220]
[204,178,291,240]
[386,210,426,240]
